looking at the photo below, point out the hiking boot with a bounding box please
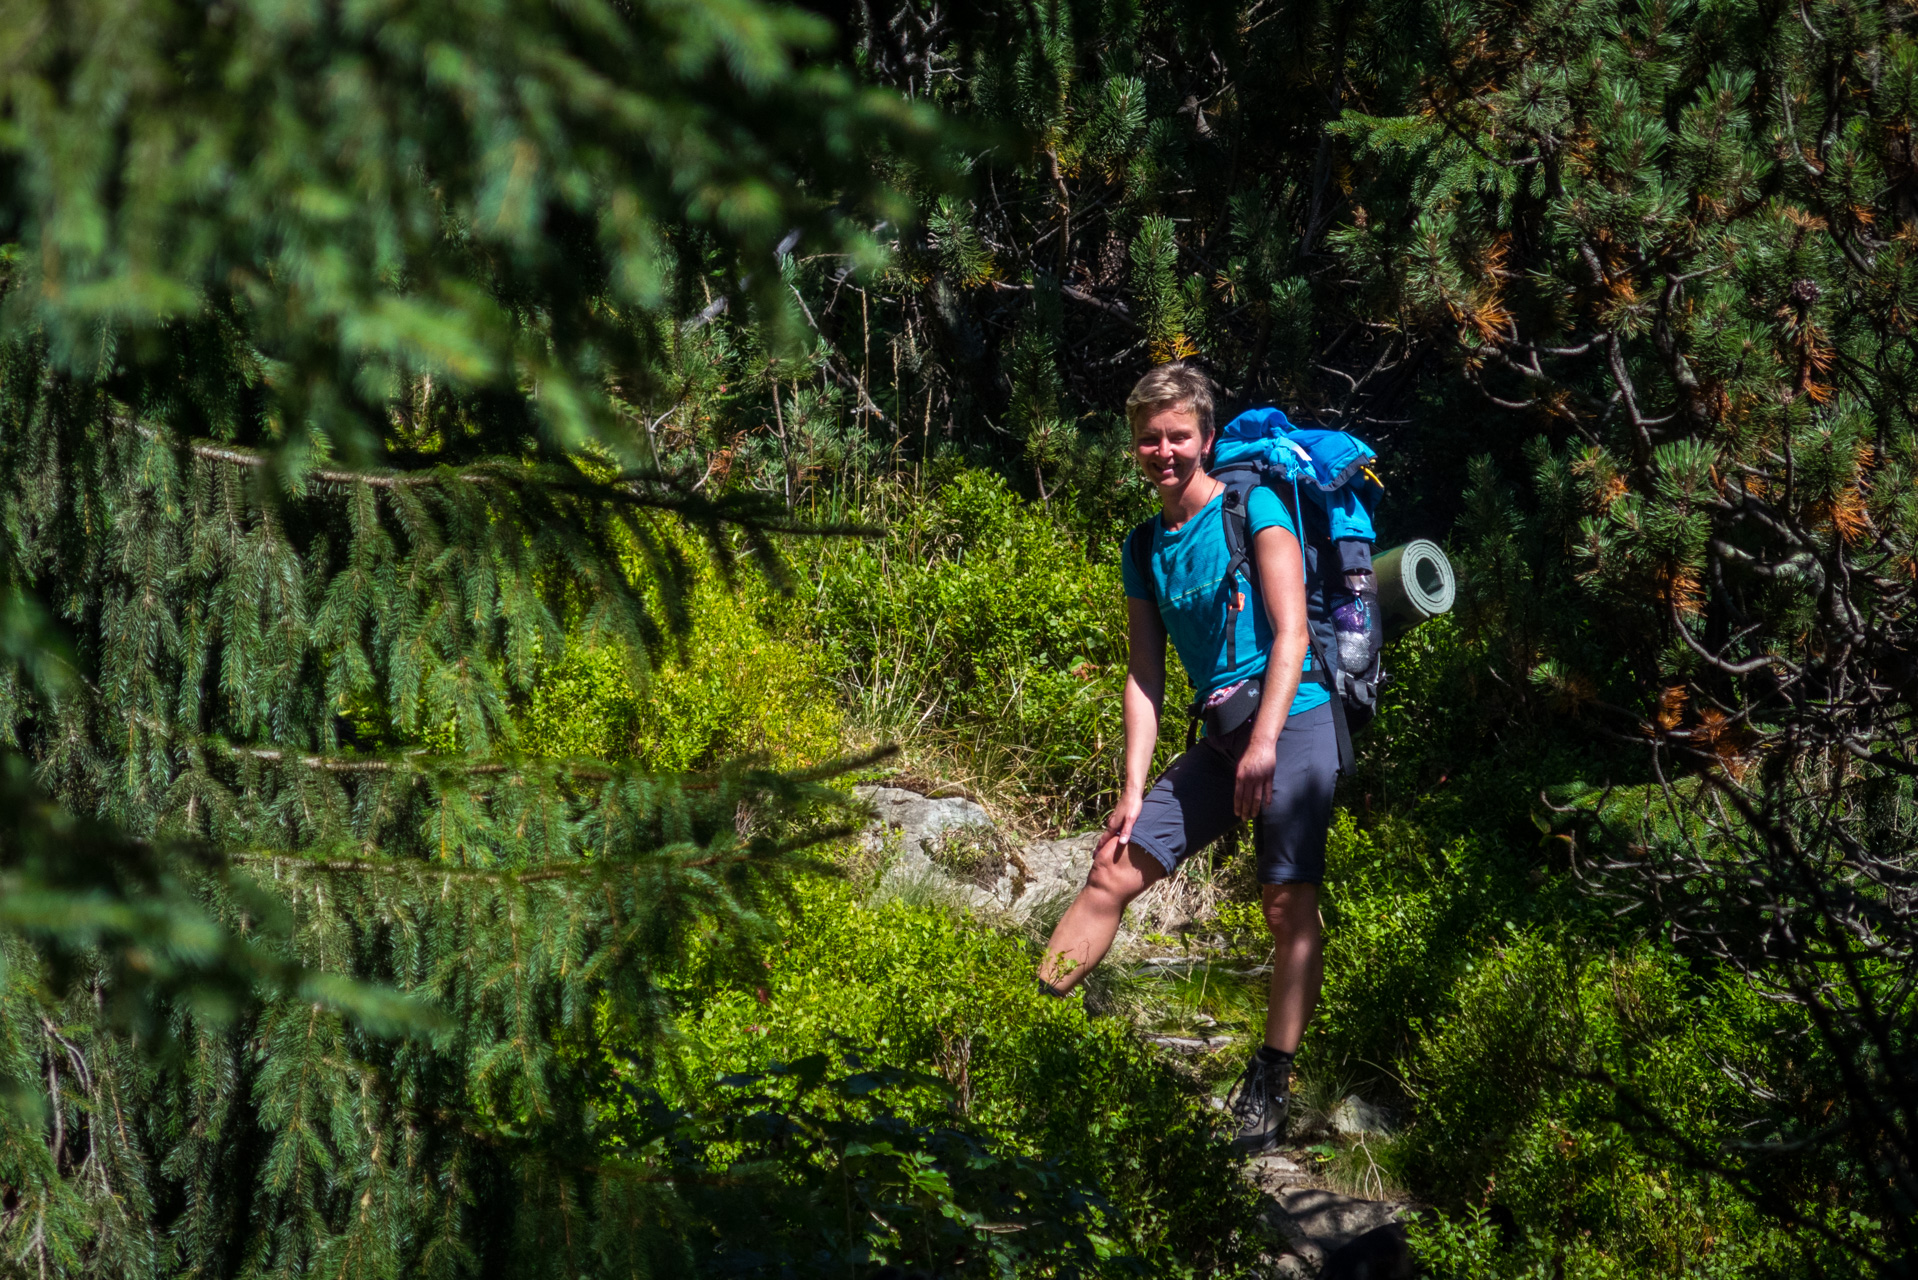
[1225,1050,1292,1155]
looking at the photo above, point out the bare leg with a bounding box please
[1038,836,1167,990]
[1261,883,1324,1052]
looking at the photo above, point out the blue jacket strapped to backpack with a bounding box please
[1210,406,1382,547]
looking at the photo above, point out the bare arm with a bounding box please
[1234,525,1311,819]
[1107,595,1167,848]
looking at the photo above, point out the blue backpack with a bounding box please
[1125,407,1385,774]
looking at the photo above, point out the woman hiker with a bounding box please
[1036,362,1338,1156]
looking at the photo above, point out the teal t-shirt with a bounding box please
[1121,486,1330,716]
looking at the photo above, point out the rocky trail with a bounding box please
[1249,1154,1412,1277]
[854,784,1416,1277]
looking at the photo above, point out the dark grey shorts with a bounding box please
[1127,700,1338,885]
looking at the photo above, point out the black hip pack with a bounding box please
[1189,675,1262,750]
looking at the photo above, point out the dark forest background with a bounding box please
[0,0,1908,1276]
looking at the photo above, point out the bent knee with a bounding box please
[1083,851,1158,904]
[1261,882,1319,934]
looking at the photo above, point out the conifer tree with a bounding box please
[0,3,1090,1276]
[1325,0,1918,1267]
[680,0,1413,534]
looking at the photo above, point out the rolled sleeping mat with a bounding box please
[1372,540,1456,637]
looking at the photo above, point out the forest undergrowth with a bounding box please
[0,1,1907,1275]
[531,468,1831,1279]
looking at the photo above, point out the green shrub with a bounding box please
[524,555,842,770]
[664,879,1265,1276]
[595,1051,1130,1277]
[1395,936,1801,1277]
[802,469,1187,827]
[1309,811,1492,1079]
[1406,1205,1644,1280]
[1290,706,1812,1279]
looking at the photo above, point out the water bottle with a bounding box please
[1333,571,1377,676]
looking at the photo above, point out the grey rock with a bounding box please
[1269,1187,1405,1268]
[1142,1033,1234,1054]
[854,786,993,862]
[852,786,1099,914]
[855,785,1036,914]
[854,786,992,887]
[1252,1153,1307,1180]
[1016,831,1098,901]
[1331,1095,1395,1137]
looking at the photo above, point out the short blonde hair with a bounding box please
[1125,363,1215,439]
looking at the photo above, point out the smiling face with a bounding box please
[1132,401,1213,496]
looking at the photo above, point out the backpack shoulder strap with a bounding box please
[1306,629,1355,775]
[1216,483,1252,672]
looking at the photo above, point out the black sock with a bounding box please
[1037,979,1070,999]
[1256,1044,1294,1068]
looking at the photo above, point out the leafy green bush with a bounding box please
[1308,811,1501,1079]
[1265,603,1816,1277]
[1277,749,1809,1276]
[1387,935,1801,1277]
[598,1053,1127,1277]
[663,879,1265,1276]
[1405,1205,1654,1280]
[524,554,842,770]
[803,469,1183,827]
